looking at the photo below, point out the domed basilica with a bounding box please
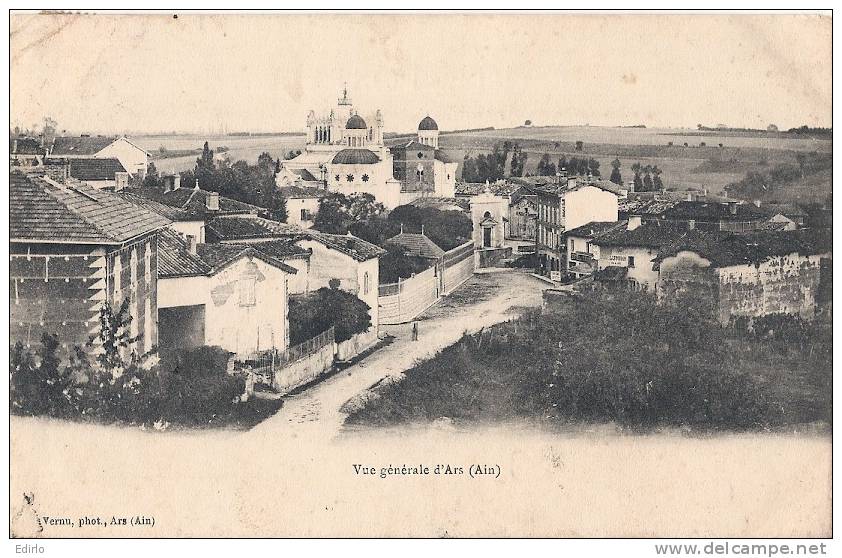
[279,86,457,209]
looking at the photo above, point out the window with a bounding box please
[363,272,370,295]
[334,174,340,182]
[346,174,354,182]
[239,279,256,306]
[144,243,152,282]
[301,208,308,221]
[417,152,424,159]
[130,248,138,290]
[628,256,635,268]
[144,299,153,353]
[112,254,122,303]
[361,174,369,182]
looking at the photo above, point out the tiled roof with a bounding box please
[619,196,680,217]
[68,158,126,181]
[10,137,45,155]
[593,221,689,249]
[10,171,170,244]
[196,243,297,274]
[51,136,116,155]
[123,186,264,217]
[663,201,765,222]
[205,215,384,262]
[406,197,470,211]
[654,229,832,269]
[756,202,808,218]
[385,232,446,259]
[434,149,452,163]
[278,185,327,199]
[239,239,312,261]
[205,216,302,242]
[391,140,433,152]
[306,231,386,262]
[565,221,627,239]
[291,168,319,182]
[456,181,522,197]
[157,228,212,278]
[113,191,197,221]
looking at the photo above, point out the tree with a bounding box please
[524,120,532,126]
[652,165,664,190]
[642,165,654,191]
[631,162,643,191]
[510,143,527,177]
[90,299,139,374]
[575,140,584,151]
[313,192,385,234]
[609,158,622,185]
[378,245,431,283]
[141,161,161,190]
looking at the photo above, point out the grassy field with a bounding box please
[134,133,306,174]
[437,126,831,195]
[134,126,831,199]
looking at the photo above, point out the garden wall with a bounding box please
[335,328,378,362]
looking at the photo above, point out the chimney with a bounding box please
[206,191,220,211]
[43,158,70,182]
[186,235,197,255]
[173,175,181,190]
[627,180,635,193]
[114,172,129,191]
[686,191,693,202]
[627,215,642,231]
[194,179,200,190]
[728,201,737,215]
[567,177,577,190]
[12,139,17,153]
[687,219,695,230]
[753,200,761,208]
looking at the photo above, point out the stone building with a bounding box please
[654,230,832,323]
[10,171,169,359]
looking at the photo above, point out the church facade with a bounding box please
[280,87,457,209]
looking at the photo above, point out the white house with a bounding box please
[277,185,327,229]
[156,229,296,355]
[50,136,150,178]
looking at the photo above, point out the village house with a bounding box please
[564,220,627,279]
[66,158,130,190]
[535,177,619,278]
[49,135,150,179]
[405,196,469,213]
[115,189,207,243]
[10,171,170,359]
[590,218,689,291]
[654,229,832,323]
[277,185,327,228]
[199,214,384,331]
[156,229,296,355]
[507,187,538,240]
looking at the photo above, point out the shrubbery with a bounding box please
[288,286,372,344]
[347,291,830,430]
[10,302,250,429]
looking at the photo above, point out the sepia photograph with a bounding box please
[6,8,834,549]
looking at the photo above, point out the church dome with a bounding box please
[418,116,439,131]
[345,114,368,129]
[332,149,380,165]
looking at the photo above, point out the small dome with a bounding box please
[332,149,380,165]
[345,114,368,129]
[418,116,439,131]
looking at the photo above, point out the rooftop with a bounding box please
[10,171,170,245]
[68,158,127,181]
[205,215,302,242]
[156,228,212,277]
[654,229,832,269]
[565,221,627,239]
[662,200,765,222]
[593,220,690,249]
[332,148,380,165]
[10,137,45,155]
[124,185,265,217]
[277,185,328,199]
[113,191,198,222]
[385,231,446,259]
[51,135,117,156]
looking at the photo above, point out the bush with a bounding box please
[387,206,472,251]
[288,287,372,344]
[10,340,246,428]
[348,291,777,429]
[379,245,432,283]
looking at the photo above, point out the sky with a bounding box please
[10,12,832,135]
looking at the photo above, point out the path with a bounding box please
[249,270,549,439]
